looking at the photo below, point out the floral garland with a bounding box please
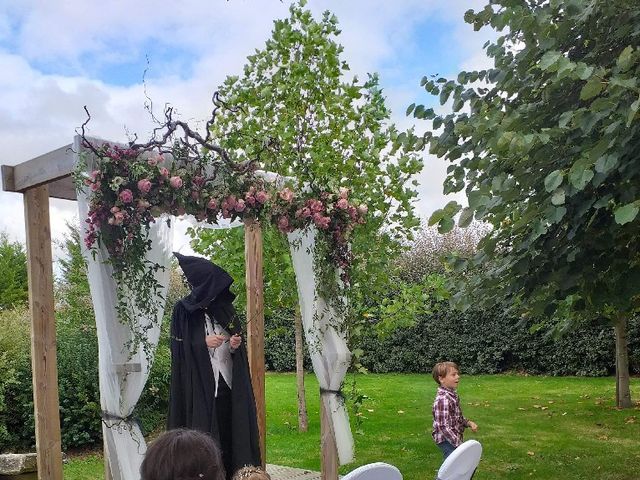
[75,141,367,352]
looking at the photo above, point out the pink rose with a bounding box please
[137,179,152,194]
[90,182,101,192]
[234,199,246,212]
[277,216,290,233]
[308,199,324,213]
[358,204,368,215]
[226,195,237,209]
[278,187,294,203]
[147,157,158,167]
[313,213,330,229]
[348,206,358,220]
[193,175,205,187]
[207,198,218,210]
[119,189,133,203]
[137,200,151,210]
[339,187,349,199]
[245,195,256,206]
[336,198,349,210]
[110,206,120,214]
[255,191,269,204]
[109,211,125,226]
[170,176,183,189]
[159,167,170,178]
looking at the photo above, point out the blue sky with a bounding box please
[0,0,493,254]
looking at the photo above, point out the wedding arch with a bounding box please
[1,120,365,479]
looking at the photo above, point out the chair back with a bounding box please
[342,462,403,480]
[436,440,482,480]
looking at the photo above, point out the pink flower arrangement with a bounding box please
[79,144,370,290]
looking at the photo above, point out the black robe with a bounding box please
[168,253,261,478]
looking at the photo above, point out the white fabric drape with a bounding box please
[76,138,173,480]
[288,226,354,465]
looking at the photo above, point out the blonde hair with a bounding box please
[232,466,271,480]
[432,361,459,385]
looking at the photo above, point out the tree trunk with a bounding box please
[295,306,308,432]
[613,314,632,408]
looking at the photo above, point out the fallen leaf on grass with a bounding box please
[625,416,636,424]
[527,451,535,456]
[397,410,405,414]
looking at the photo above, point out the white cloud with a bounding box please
[0,0,496,251]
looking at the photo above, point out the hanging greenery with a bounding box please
[73,107,367,350]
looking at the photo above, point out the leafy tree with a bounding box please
[408,0,640,407]
[0,232,28,310]
[194,0,422,327]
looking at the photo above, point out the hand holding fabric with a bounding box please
[206,334,227,348]
[229,334,242,350]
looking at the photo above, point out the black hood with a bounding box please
[174,252,236,312]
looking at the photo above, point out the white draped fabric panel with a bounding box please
[288,226,355,465]
[76,141,173,480]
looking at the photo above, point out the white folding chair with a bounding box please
[342,462,403,480]
[436,440,482,480]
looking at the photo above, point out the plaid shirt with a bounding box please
[432,386,467,447]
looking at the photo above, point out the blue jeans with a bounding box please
[437,440,456,460]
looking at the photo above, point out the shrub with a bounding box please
[357,304,640,376]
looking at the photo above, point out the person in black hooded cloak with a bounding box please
[168,252,261,479]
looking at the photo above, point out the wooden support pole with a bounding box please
[320,398,339,480]
[24,185,63,480]
[244,218,266,467]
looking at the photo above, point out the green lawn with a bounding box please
[65,373,640,480]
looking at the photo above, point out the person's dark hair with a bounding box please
[141,428,225,480]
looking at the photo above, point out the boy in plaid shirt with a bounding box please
[432,361,478,459]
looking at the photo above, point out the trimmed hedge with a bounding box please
[357,306,640,376]
[1,303,637,452]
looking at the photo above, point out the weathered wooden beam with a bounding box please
[2,165,76,200]
[2,144,74,193]
[244,218,266,468]
[47,176,76,201]
[24,185,63,480]
[320,399,339,480]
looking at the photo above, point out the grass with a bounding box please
[64,373,640,480]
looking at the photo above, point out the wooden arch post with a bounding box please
[244,218,266,467]
[2,143,75,480]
